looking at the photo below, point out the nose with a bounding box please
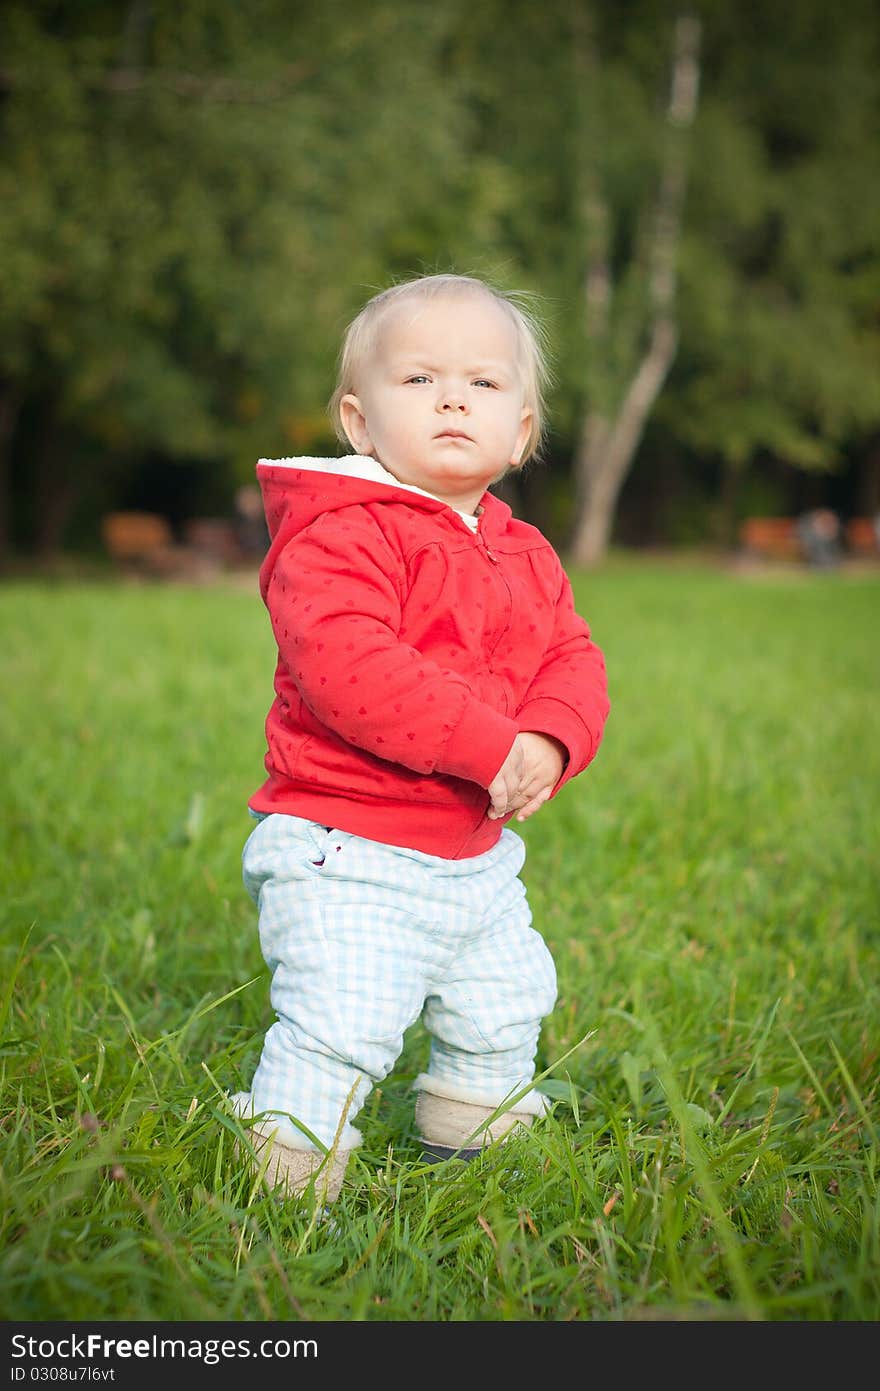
[437,385,468,413]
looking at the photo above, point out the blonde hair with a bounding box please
[328,273,552,465]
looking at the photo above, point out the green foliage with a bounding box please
[0,565,878,1319]
[0,0,497,473]
[668,0,880,466]
[1,0,879,551]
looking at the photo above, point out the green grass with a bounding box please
[1,560,878,1321]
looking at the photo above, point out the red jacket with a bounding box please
[249,456,610,858]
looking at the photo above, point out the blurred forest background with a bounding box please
[1,0,879,568]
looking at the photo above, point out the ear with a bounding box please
[339,394,373,455]
[510,407,534,468]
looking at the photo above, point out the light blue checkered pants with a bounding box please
[236,813,557,1151]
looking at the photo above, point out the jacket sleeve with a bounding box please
[515,560,610,795]
[267,511,519,788]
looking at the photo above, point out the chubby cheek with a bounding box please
[485,418,519,461]
[376,413,423,459]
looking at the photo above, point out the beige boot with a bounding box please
[228,1093,356,1202]
[243,1119,352,1201]
[415,1090,535,1163]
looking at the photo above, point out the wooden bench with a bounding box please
[101,511,174,564]
[738,517,801,560]
[844,516,879,555]
[101,510,256,578]
[101,511,206,578]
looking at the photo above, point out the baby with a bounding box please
[231,273,610,1201]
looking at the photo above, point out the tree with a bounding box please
[0,0,506,554]
[445,0,880,562]
[664,0,880,531]
[569,10,701,567]
[3,0,879,559]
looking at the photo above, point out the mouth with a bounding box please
[435,429,473,442]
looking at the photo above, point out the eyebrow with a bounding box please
[390,359,514,377]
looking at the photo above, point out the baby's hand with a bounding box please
[486,739,525,820]
[486,732,566,821]
[512,731,566,821]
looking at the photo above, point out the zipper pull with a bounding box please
[477,526,500,563]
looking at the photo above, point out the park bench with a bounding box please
[738,516,801,560]
[844,516,880,555]
[101,510,256,578]
[101,511,174,569]
[739,512,879,565]
[101,510,207,578]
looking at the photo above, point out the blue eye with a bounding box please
[473,379,496,389]
[405,375,430,385]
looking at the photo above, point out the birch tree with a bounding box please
[569,11,701,567]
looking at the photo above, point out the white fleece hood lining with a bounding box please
[258,455,480,527]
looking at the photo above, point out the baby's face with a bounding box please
[339,293,532,514]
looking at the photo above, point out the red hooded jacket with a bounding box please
[249,456,610,858]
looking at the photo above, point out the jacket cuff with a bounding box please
[517,696,600,790]
[438,697,519,788]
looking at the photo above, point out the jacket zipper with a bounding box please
[476,520,500,563]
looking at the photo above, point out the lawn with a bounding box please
[1,560,878,1322]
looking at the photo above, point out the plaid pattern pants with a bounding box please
[236,813,557,1151]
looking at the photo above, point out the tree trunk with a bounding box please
[0,382,23,562]
[857,436,880,517]
[34,409,77,556]
[568,14,701,569]
[716,455,742,548]
[571,317,679,566]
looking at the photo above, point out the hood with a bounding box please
[256,453,512,544]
